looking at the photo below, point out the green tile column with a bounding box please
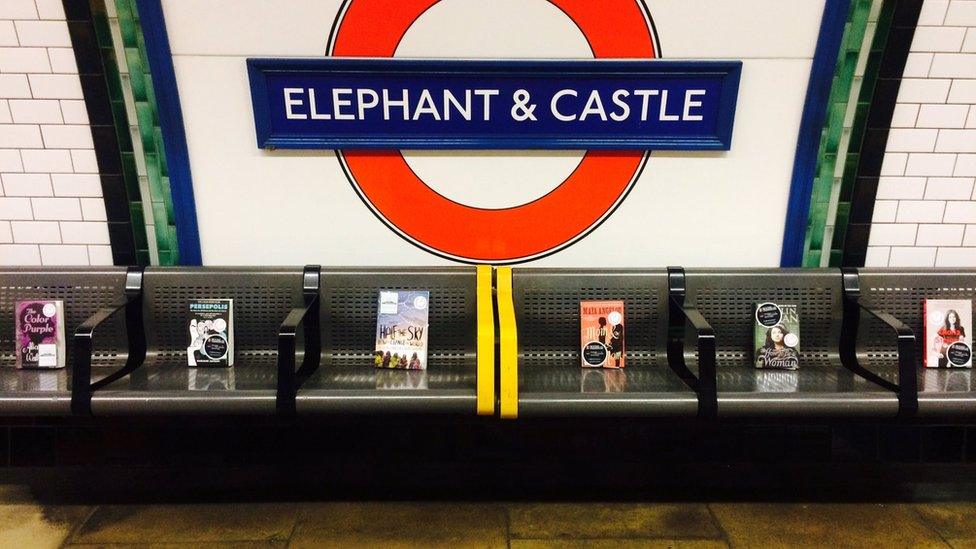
[88,0,150,265]
[802,0,889,267]
[93,0,182,265]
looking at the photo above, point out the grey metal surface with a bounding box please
[93,267,304,414]
[295,365,475,414]
[520,359,685,393]
[296,267,478,414]
[511,269,697,417]
[91,355,276,415]
[717,392,898,417]
[0,367,70,415]
[684,269,897,417]
[858,269,976,416]
[517,358,697,416]
[715,359,889,393]
[714,360,897,417]
[916,368,976,416]
[0,268,129,415]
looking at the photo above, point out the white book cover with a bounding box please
[925,299,972,368]
[187,299,234,367]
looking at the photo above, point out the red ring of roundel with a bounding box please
[330,0,657,263]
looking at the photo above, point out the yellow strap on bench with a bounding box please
[476,265,495,416]
[496,266,519,419]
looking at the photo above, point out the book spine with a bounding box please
[922,299,939,368]
[923,299,930,368]
[56,301,65,368]
[227,299,234,367]
[14,306,21,368]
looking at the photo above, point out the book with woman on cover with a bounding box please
[754,302,799,370]
[580,300,625,368]
[925,299,972,368]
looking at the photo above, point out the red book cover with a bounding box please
[580,300,625,368]
[924,299,972,368]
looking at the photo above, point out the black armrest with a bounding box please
[71,267,146,415]
[840,268,918,417]
[681,305,716,339]
[277,266,321,415]
[667,267,717,418]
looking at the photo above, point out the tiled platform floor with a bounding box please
[4,486,976,548]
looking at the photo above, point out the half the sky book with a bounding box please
[375,290,429,370]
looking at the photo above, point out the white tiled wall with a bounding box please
[0,0,111,266]
[165,0,824,266]
[867,0,976,267]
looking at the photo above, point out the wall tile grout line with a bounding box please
[0,1,115,264]
[864,0,976,267]
[57,0,134,266]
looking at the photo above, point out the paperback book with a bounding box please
[924,299,972,368]
[187,299,234,367]
[15,300,65,368]
[754,302,800,370]
[374,290,429,370]
[580,300,625,368]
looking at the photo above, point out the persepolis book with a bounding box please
[187,299,234,367]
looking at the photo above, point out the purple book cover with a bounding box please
[15,300,66,369]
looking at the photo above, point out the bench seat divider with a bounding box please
[840,267,918,417]
[71,266,146,416]
[667,266,717,418]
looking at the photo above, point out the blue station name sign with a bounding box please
[247,58,742,150]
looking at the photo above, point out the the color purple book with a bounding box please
[15,300,66,369]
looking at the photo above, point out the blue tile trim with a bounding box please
[135,0,202,265]
[780,0,851,267]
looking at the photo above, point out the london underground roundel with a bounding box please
[328,0,660,264]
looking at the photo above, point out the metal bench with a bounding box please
[90,267,306,415]
[291,266,492,415]
[3,265,972,420]
[856,268,976,417]
[682,268,899,417]
[0,267,137,415]
[498,268,707,418]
